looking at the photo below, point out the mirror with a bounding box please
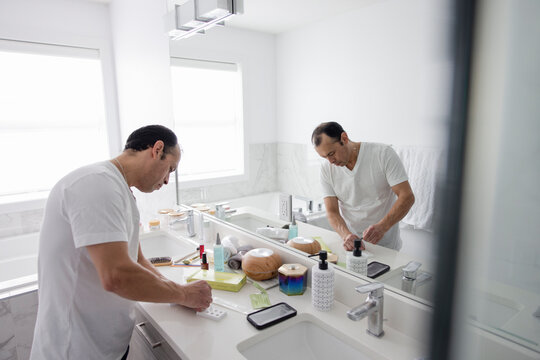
[172,0,452,307]
[166,0,540,352]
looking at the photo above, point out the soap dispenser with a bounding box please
[288,217,298,240]
[346,238,368,276]
[309,250,335,312]
[213,233,225,272]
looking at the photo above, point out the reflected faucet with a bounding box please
[215,202,237,220]
[292,208,307,223]
[215,203,226,220]
[293,194,314,214]
[401,261,432,295]
[347,283,385,337]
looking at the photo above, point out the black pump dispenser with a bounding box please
[309,250,328,270]
[353,239,362,257]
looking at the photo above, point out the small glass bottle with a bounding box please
[213,233,225,272]
[158,208,174,228]
[168,211,185,230]
[288,217,298,240]
[148,219,160,231]
[201,252,209,270]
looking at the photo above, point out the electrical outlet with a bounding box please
[279,193,292,222]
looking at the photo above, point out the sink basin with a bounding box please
[305,211,333,231]
[227,213,286,233]
[467,291,523,329]
[140,230,198,260]
[376,266,434,303]
[237,313,383,360]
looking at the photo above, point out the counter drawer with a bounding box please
[128,306,182,360]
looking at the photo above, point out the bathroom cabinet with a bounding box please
[128,305,182,360]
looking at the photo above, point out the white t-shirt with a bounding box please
[320,143,408,250]
[30,161,140,360]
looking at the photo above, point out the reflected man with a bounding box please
[312,122,414,251]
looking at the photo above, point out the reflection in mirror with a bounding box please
[168,0,540,355]
[172,0,453,308]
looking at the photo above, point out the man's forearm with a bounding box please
[105,262,186,304]
[327,211,354,239]
[139,256,166,279]
[378,193,415,231]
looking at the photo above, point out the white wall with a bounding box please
[0,0,109,47]
[275,0,452,148]
[109,0,175,143]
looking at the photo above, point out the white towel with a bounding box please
[394,145,444,231]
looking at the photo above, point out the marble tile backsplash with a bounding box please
[0,210,43,239]
[134,143,279,226]
[0,291,37,360]
[0,143,319,237]
[277,142,324,202]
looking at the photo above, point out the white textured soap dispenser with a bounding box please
[309,250,334,312]
[346,238,368,276]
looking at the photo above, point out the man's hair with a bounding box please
[124,125,178,159]
[311,122,345,147]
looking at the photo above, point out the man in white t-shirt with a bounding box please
[312,122,415,251]
[30,125,212,360]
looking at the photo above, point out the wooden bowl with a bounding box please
[287,237,322,255]
[241,248,283,280]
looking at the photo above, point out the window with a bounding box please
[0,40,109,197]
[170,58,244,185]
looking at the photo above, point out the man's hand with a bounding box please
[178,280,213,312]
[362,224,387,245]
[343,233,365,251]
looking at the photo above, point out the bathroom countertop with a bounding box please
[137,263,427,360]
[230,206,435,277]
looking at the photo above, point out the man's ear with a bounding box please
[152,140,165,159]
[340,132,349,146]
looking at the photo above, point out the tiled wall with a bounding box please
[0,211,43,239]
[277,142,324,202]
[0,291,38,360]
[134,143,279,226]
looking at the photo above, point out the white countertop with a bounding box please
[136,251,427,360]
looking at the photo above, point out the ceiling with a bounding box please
[226,0,378,34]
[91,0,379,34]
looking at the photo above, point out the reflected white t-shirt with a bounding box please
[30,161,140,360]
[320,143,408,250]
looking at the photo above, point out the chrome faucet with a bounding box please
[292,208,307,223]
[293,195,314,214]
[401,261,432,295]
[347,283,385,337]
[173,209,196,237]
[215,203,226,220]
[215,202,236,220]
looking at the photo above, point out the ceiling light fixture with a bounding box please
[165,0,243,40]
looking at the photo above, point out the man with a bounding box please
[30,125,212,360]
[312,122,415,251]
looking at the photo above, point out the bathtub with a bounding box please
[224,192,281,215]
[0,232,39,299]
